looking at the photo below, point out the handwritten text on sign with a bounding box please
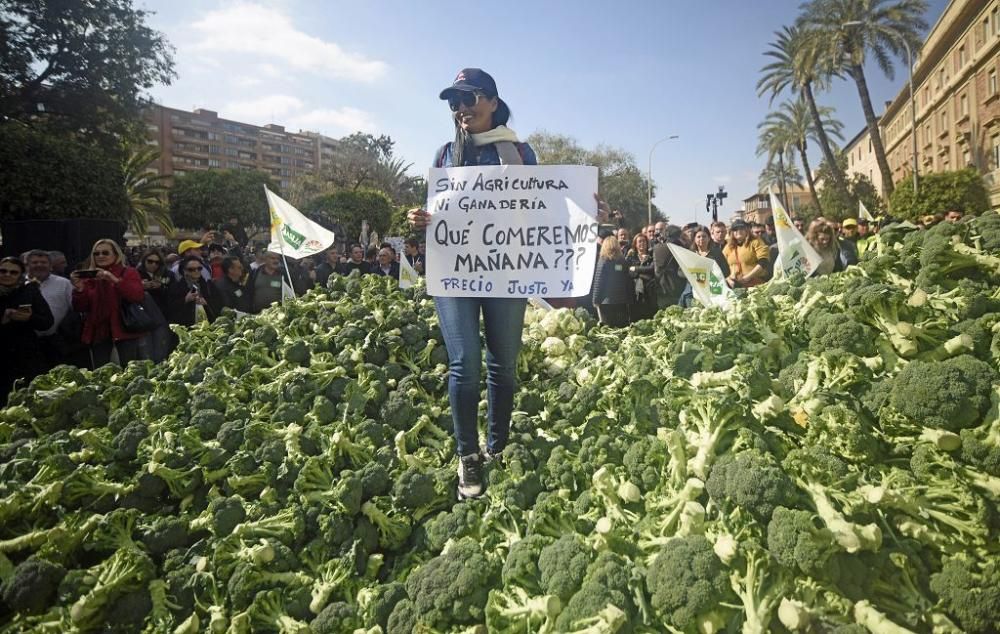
[425,165,600,297]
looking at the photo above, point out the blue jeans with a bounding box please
[434,296,527,457]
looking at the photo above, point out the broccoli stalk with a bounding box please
[730,543,789,634]
[328,430,372,468]
[308,557,354,615]
[69,548,155,628]
[641,478,706,547]
[679,394,740,480]
[232,507,305,545]
[795,478,881,554]
[359,499,411,551]
[588,467,640,526]
[853,600,916,634]
[485,587,562,633]
[562,603,627,634]
[249,589,311,634]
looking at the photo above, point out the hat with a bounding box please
[842,218,858,228]
[177,240,203,255]
[857,218,869,225]
[439,68,498,99]
[730,219,750,231]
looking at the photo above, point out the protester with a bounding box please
[207,244,227,279]
[168,255,223,325]
[70,239,148,367]
[838,218,860,266]
[372,247,400,278]
[315,247,343,287]
[48,250,68,277]
[652,225,685,307]
[616,228,631,251]
[137,247,172,362]
[723,219,770,288]
[793,218,806,233]
[806,221,845,276]
[692,226,730,278]
[944,208,964,223]
[626,233,657,321]
[751,222,767,244]
[592,237,633,327]
[248,252,288,313]
[214,256,253,313]
[171,239,211,280]
[0,257,54,404]
[709,221,727,249]
[406,67,613,500]
[341,244,371,276]
[26,250,71,337]
[403,238,425,275]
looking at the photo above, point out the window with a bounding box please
[227,161,239,169]
[938,68,945,91]
[986,18,991,44]
[992,134,1000,169]
[209,145,221,154]
[208,159,221,167]
[960,93,969,117]
[924,87,930,105]
[958,45,966,70]
[963,147,971,166]
[994,8,999,35]
[941,109,948,133]
[991,69,998,95]
[925,124,932,144]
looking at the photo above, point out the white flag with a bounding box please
[528,297,554,311]
[399,255,419,289]
[859,200,875,222]
[769,188,821,278]
[266,187,336,259]
[667,243,734,309]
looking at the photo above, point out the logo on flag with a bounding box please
[667,244,734,309]
[769,188,821,279]
[265,187,336,260]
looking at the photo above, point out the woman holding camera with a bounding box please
[137,247,173,361]
[71,239,148,367]
[0,257,53,404]
[167,255,222,326]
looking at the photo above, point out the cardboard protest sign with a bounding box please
[425,165,600,298]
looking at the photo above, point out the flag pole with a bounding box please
[265,186,296,305]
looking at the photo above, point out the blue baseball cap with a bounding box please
[439,68,499,99]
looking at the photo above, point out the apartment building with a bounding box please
[843,126,884,194]
[871,0,1000,206]
[144,104,336,189]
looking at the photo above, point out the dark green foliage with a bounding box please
[889,168,990,222]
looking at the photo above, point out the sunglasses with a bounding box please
[146,258,161,264]
[93,250,113,256]
[0,268,21,275]
[447,91,485,112]
[184,267,202,273]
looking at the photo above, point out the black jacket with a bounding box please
[340,260,371,276]
[167,277,223,326]
[1,282,54,403]
[591,258,634,305]
[697,244,731,280]
[213,276,252,313]
[652,240,683,298]
[371,262,400,278]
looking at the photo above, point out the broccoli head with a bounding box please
[357,581,407,631]
[645,534,733,631]
[401,537,500,630]
[889,355,996,430]
[767,506,838,576]
[930,554,1000,633]
[807,312,877,357]
[502,533,554,594]
[555,551,636,632]
[311,601,359,633]
[537,533,593,602]
[1,557,66,615]
[706,448,797,522]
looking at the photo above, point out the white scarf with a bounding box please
[470,125,519,146]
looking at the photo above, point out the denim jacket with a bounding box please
[433,141,538,168]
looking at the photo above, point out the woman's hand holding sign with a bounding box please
[408,207,431,229]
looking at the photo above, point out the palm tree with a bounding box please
[757,118,795,208]
[757,24,850,199]
[122,144,173,238]
[759,161,804,195]
[766,98,844,212]
[798,0,929,197]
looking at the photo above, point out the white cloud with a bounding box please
[190,4,387,82]
[223,94,304,123]
[288,107,378,134]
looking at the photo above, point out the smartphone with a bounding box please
[17,304,31,310]
[76,269,99,278]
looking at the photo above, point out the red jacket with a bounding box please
[72,263,145,343]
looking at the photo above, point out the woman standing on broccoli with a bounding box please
[408,68,608,499]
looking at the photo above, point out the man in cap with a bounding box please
[170,240,211,281]
[839,218,860,266]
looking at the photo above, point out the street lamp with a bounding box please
[843,21,919,197]
[647,135,679,226]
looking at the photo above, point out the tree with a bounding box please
[759,161,804,195]
[888,168,990,221]
[526,131,664,230]
[757,24,851,201]
[0,122,127,222]
[0,0,175,144]
[798,0,929,197]
[122,144,172,238]
[756,119,794,207]
[814,153,883,221]
[168,170,277,232]
[763,98,844,211]
[302,189,394,244]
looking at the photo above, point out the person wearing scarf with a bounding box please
[0,257,53,405]
[71,238,147,368]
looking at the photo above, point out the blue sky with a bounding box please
[141,0,948,226]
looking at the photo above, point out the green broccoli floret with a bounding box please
[310,600,359,633]
[807,312,877,357]
[502,533,553,594]
[486,586,562,633]
[959,426,1000,477]
[706,448,797,522]
[283,340,311,366]
[357,581,407,631]
[424,500,483,552]
[380,391,417,432]
[190,409,226,440]
[555,551,636,632]
[889,355,996,430]
[111,420,148,462]
[930,555,1000,633]
[102,587,152,632]
[400,537,500,630]
[622,435,668,493]
[69,548,156,629]
[392,467,436,510]
[139,516,190,557]
[645,535,732,632]
[191,391,226,414]
[386,598,418,634]
[910,443,1000,501]
[358,460,392,501]
[227,563,312,611]
[360,498,412,551]
[972,210,1000,251]
[805,403,884,465]
[1,557,66,615]
[526,492,581,539]
[538,534,593,603]
[248,588,311,633]
[189,495,246,537]
[543,444,582,491]
[767,506,838,576]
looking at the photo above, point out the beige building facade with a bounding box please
[843,126,884,193]
[875,0,1000,206]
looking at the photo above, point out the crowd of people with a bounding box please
[0,230,428,405]
[0,204,968,405]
